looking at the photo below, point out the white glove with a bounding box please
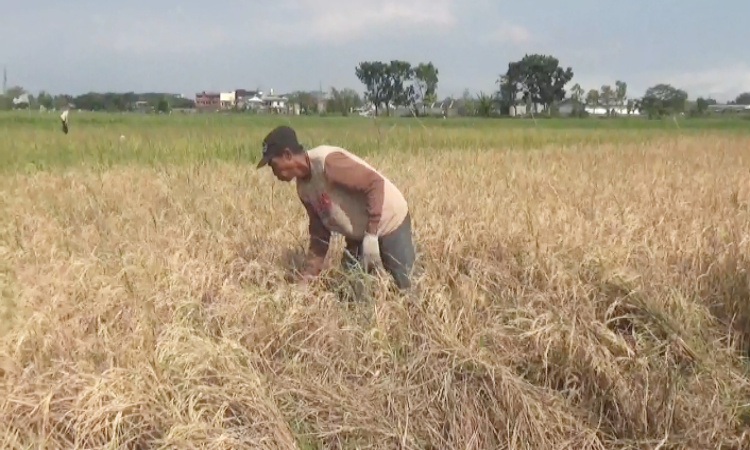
[361,233,381,271]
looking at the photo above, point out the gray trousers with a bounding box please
[342,213,416,290]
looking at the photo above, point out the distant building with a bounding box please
[134,100,150,113]
[195,91,221,111]
[262,89,288,113]
[311,90,330,113]
[11,93,30,109]
[219,91,235,109]
[708,104,750,114]
[235,89,262,110]
[234,89,260,101]
[194,88,290,113]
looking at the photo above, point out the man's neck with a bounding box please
[296,152,312,181]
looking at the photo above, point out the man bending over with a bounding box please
[256,125,415,290]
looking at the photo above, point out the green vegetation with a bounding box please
[2,111,749,173]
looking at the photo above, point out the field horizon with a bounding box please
[2,112,750,448]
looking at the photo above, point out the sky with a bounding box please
[1,0,747,102]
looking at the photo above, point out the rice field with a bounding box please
[2,111,750,448]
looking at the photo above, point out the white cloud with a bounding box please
[570,65,750,101]
[482,22,532,45]
[276,0,457,45]
[658,64,750,100]
[567,76,614,93]
[89,14,231,55]
[84,1,457,53]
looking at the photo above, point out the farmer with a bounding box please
[256,125,415,290]
[60,110,69,134]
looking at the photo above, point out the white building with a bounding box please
[219,91,236,109]
[260,89,288,113]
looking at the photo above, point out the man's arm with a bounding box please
[323,151,385,235]
[299,199,331,279]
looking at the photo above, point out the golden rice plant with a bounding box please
[1,111,750,448]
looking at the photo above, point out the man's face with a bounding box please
[268,152,295,182]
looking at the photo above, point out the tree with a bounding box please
[586,89,600,112]
[54,95,73,110]
[355,59,430,116]
[156,96,170,113]
[600,85,614,115]
[355,61,391,116]
[327,87,362,115]
[615,80,627,112]
[640,83,688,119]
[4,86,28,109]
[386,60,415,111]
[695,97,709,116]
[460,89,476,116]
[570,83,584,104]
[412,62,439,115]
[287,91,320,114]
[475,92,494,117]
[734,92,750,105]
[499,54,574,114]
[567,83,585,117]
[171,96,195,109]
[5,85,24,100]
[496,61,523,115]
[631,98,643,114]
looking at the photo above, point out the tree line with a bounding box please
[0,89,191,113]
[0,87,365,116]
[284,88,364,116]
[354,60,439,116]
[353,53,749,119]
[2,52,749,118]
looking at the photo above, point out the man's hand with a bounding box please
[285,270,316,293]
[285,268,315,283]
[297,272,317,284]
[294,273,316,292]
[361,233,381,271]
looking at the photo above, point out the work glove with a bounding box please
[361,233,382,271]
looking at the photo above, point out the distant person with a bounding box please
[256,125,415,290]
[60,110,69,134]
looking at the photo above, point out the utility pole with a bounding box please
[2,66,7,95]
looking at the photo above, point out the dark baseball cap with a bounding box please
[256,125,304,168]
